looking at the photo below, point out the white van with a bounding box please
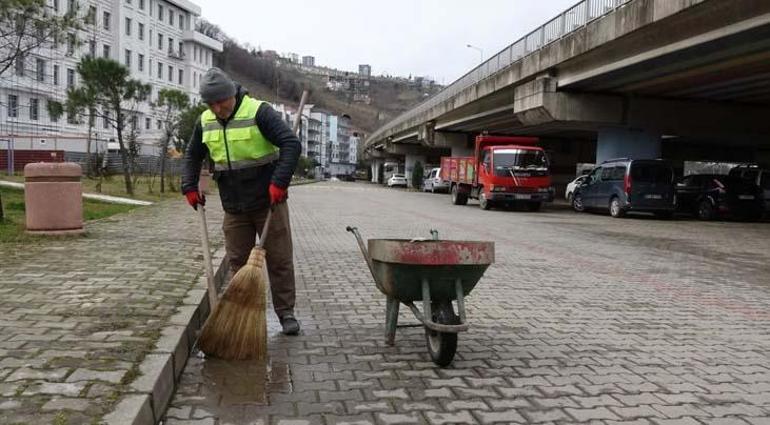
[422,167,449,193]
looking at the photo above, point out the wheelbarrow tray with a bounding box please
[368,239,494,302]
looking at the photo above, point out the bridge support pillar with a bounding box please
[434,132,473,156]
[596,128,661,164]
[371,159,384,183]
[405,154,426,188]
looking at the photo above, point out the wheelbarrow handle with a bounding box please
[346,226,380,289]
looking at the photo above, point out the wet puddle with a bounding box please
[194,345,291,407]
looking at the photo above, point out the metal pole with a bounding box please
[8,139,14,176]
[292,90,309,136]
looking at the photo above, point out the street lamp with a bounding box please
[466,44,484,63]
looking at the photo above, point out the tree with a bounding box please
[64,85,99,177]
[175,102,207,154]
[0,0,82,76]
[195,19,225,42]
[74,57,150,196]
[153,88,189,193]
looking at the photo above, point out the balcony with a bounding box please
[168,49,186,60]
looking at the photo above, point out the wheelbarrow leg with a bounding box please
[385,296,399,346]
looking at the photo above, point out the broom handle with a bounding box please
[197,206,219,311]
[258,207,273,249]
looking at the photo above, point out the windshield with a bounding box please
[493,149,548,176]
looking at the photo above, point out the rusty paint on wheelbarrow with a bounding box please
[368,239,494,266]
[367,239,494,302]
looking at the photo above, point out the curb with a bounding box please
[102,247,228,425]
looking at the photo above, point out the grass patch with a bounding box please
[0,187,138,243]
[1,173,181,203]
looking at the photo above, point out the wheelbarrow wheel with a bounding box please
[425,302,459,367]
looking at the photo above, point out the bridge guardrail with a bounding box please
[368,0,631,144]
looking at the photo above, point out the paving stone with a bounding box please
[66,368,127,384]
[474,409,526,424]
[376,412,422,424]
[424,410,475,425]
[41,397,92,411]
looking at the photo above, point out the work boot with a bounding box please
[279,314,300,335]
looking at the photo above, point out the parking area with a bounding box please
[165,181,770,425]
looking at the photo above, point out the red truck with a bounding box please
[441,135,554,211]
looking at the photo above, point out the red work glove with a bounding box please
[269,183,288,205]
[184,191,205,210]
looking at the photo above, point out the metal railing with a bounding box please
[367,0,630,144]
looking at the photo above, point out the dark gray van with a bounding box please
[572,159,676,218]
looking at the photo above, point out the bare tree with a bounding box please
[0,0,82,76]
[153,88,189,193]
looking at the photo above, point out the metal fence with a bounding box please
[368,0,631,143]
[64,152,184,176]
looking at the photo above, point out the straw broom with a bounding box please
[198,209,272,360]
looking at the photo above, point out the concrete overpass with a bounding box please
[365,0,770,184]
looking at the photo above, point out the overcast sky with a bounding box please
[194,0,577,84]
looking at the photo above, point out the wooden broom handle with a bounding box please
[258,207,273,249]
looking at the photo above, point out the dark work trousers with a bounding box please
[222,201,296,318]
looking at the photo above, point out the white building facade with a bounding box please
[0,0,222,160]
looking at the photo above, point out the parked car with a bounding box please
[565,175,587,202]
[572,159,676,218]
[729,164,770,215]
[675,174,763,221]
[387,174,408,187]
[422,167,449,193]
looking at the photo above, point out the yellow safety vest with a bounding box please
[200,96,279,171]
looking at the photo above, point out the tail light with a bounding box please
[624,172,632,194]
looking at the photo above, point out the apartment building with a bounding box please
[0,0,222,161]
[271,102,357,177]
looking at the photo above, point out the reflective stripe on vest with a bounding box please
[200,96,279,170]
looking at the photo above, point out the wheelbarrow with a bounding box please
[346,227,494,367]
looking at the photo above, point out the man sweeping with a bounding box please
[182,67,302,336]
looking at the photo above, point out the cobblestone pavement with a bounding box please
[0,199,225,424]
[167,181,770,425]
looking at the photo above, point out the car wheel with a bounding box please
[610,197,625,218]
[572,193,585,212]
[697,199,714,220]
[431,185,436,194]
[451,185,468,206]
[527,202,542,212]
[479,192,492,210]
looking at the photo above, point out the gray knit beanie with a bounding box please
[199,67,236,103]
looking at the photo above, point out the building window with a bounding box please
[179,14,184,30]
[66,33,75,55]
[138,53,144,71]
[103,11,111,30]
[103,111,110,129]
[125,17,131,36]
[67,0,75,14]
[158,33,163,50]
[169,10,173,26]
[138,22,144,40]
[36,58,45,82]
[193,45,197,61]
[157,5,163,21]
[49,100,59,122]
[103,44,110,58]
[126,0,131,4]
[15,56,25,76]
[157,62,162,79]
[53,65,59,85]
[178,41,183,55]
[193,71,196,87]
[7,95,18,118]
[145,117,151,129]
[139,0,144,10]
[30,98,39,121]
[167,65,172,82]
[53,0,59,12]
[156,119,161,129]
[86,5,96,25]
[124,49,131,68]
[168,37,173,53]
[178,69,182,85]
[67,68,75,87]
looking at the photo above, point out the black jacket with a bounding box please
[181,87,301,213]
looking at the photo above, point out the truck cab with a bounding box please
[443,135,554,211]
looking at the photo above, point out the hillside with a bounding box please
[216,42,439,133]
